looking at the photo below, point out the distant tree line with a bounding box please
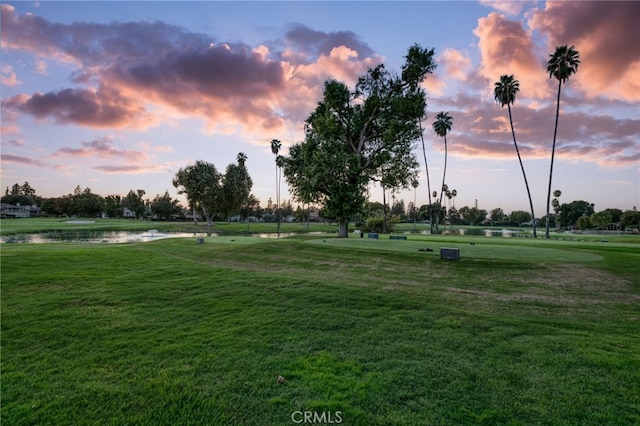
[2,178,638,231]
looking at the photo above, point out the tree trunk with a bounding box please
[545,80,563,238]
[202,206,212,227]
[337,219,349,238]
[277,166,282,238]
[419,120,434,234]
[436,135,448,234]
[508,104,537,238]
[382,186,387,234]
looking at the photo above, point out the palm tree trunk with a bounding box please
[508,104,537,238]
[277,165,282,238]
[436,135,448,233]
[419,120,433,233]
[545,80,562,238]
[275,164,280,238]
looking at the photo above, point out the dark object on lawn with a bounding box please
[470,242,475,245]
[277,376,285,384]
[196,238,204,244]
[440,247,460,260]
[418,248,434,252]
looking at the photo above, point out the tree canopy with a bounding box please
[173,160,222,227]
[221,153,253,219]
[282,44,436,237]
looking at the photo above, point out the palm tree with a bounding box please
[545,45,580,238]
[411,178,419,230]
[450,188,458,229]
[494,74,537,238]
[418,119,434,233]
[270,139,282,237]
[237,152,247,167]
[552,189,562,230]
[432,112,453,233]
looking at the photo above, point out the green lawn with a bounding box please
[2,229,639,425]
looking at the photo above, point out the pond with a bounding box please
[0,230,315,244]
[417,228,526,237]
[0,230,213,244]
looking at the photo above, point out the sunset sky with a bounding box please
[1,1,638,215]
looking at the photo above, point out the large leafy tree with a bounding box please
[173,160,222,227]
[70,187,104,218]
[150,190,182,220]
[545,45,580,238]
[104,195,123,218]
[221,152,253,219]
[494,74,537,237]
[458,205,487,226]
[2,181,38,206]
[558,200,594,228]
[123,189,146,219]
[432,111,452,233]
[283,44,436,237]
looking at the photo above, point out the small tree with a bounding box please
[124,189,146,219]
[150,190,182,220]
[489,207,506,226]
[173,161,222,227]
[576,215,591,230]
[221,153,253,220]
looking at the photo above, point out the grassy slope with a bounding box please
[2,235,639,425]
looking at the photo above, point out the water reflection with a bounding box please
[418,228,524,237]
[0,230,213,244]
[0,230,324,244]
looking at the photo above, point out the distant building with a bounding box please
[0,203,40,218]
[122,207,136,218]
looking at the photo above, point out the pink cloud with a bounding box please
[2,138,24,147]
[1,154,48,168]
[53,137,149,162]
[93,163,174,174]
[529,1,640,101]
[440,49,473,82]
[1,123,20,135]
[431,95,639,169]
[1,65,19,87]
[1,7,385,143]
[474,12,550,99]
[3,87,156,129]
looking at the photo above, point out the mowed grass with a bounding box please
[2,233,639,425]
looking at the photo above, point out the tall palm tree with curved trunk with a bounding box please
[270,139,282,237]
[494,74,537,237]
[432,112,452,233]
[418,119,434,233]
[545,45,580,238]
